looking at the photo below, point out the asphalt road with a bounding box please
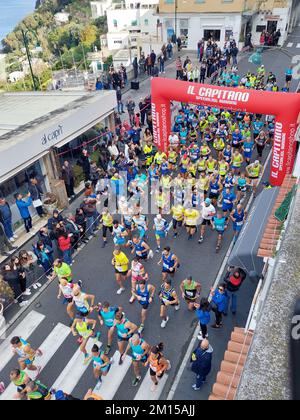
[0,23,299,401]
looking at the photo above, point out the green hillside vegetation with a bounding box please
[2,0,108,74]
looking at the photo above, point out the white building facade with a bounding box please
[160,13,243,49]
[90,0,113,18]
[106,0,159,51]
[251,0,296,46]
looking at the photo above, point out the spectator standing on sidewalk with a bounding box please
[0,223,16,257]
[61,161,75,199]
[77,150,91,183]
[58,232,73,266]
[158,55,165,74]
[0,198,17,243]
[133,57,139,80]
[176,57,183,80]
[167,41,173,59]
[224,267,246,315]
[116,87,124,115]
[150,50,157,70]
[200,62,206,84]
[28,177,45,218]
[190,339,213,390]
[2,264,28,307]
[211,283,228,329]
[15,193,33,234]
[126,99,136,126]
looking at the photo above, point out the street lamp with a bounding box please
[174,0,178,39]
[21,28,40,91]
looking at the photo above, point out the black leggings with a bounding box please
[200,323,208,338]
[103,225,113,239]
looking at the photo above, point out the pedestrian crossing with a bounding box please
[0,310,168,401]
[0,323,70,401]
[286,42,300,48]
[0,311,45,372]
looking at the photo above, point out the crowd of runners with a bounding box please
[0,57,280,400]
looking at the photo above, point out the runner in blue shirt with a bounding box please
[212,212,228,252]
[230,204,246,242]
[222,187,237,217]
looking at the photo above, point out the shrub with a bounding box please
[73,164,84,187]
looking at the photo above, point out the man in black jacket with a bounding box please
[61,161,75,199]
[28,177,45,218]
[77,150,91,182]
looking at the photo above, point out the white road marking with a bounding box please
[93,351,131,400]
[51,340,102,395]
[134,370,168,400]
[0,323,70,400]
[297,43,300,48]
[287,43,293,48]
[0,311,45,372]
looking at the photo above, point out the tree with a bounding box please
[80,24,98,47]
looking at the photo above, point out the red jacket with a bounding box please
[58,236,71,251]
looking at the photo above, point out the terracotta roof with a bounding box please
[257,175,297,258]
[209,327,254,401]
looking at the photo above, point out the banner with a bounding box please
[151,78,300,186]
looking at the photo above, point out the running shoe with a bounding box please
[160,317,169,328]
[104,345,111,356]
[23,289,31,296]
[129,296,135,304]
[95,379,102,391]
[119,353,124,365]
[102,242,107,248]
[155,247,161,253]
[117,287,125,295]
[32,284,38,290]
[35,282,42,288]
[175,305,180,311]
[83,354,90,365]
[132,376,141,387]
[138,324,144,335]
[198,236,204,244]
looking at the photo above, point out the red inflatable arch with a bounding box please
[151,78,300,186]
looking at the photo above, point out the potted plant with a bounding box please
[43,192,58,214]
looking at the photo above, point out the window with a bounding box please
[165,0,174,3]
[195,0,205,3]
[113,19,118,28]
[256,25,266,33]
[144,19,149,26]
[203,29,221,41]
[131,20,138,26]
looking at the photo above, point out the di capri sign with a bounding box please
[41,124,63,146]
[151,79,300,186]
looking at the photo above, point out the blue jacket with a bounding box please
[191,346,213,377]
[16,197,32,219]
[212,291,228,313]
[196,309,211,326]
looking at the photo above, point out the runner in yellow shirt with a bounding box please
[112,247,130,295]
[171,204,185,239]
[184,206,200,240]
[101,208,113,248]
